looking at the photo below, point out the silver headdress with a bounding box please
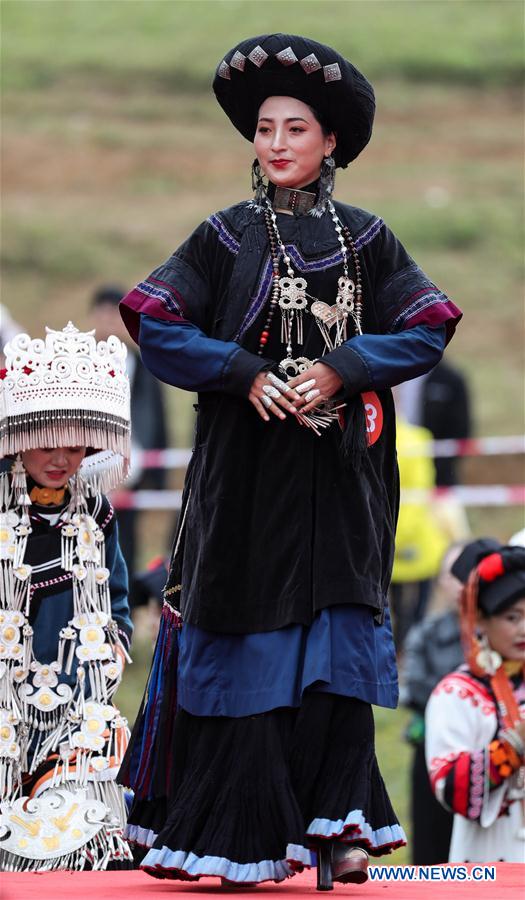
[0,322,132,871]
[0,322,131,492]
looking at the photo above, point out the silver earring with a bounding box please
[250,159,267,211]
[311,155,336,217]
[475,632,502,675]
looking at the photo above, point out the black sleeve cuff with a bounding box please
[222,346,273,397]
[320,345,371,398]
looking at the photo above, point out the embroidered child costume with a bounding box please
[118,35,462,887]
[426,540,525,862]
[0,323,133,871]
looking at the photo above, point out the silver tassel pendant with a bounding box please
[250,159,267,212]
[336,275,356,344]
[310,155,336,218]
[278,276,307,348]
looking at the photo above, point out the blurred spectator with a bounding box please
[425,540,525,862]
[91,285,169,580]
[389,416,451,650]
[401,542,466,864]
[509,528,525,547]
[396,359,472,486]
[129,555,168,639]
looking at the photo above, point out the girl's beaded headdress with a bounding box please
[0,322,130,491]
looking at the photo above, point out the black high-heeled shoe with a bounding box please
[316,842,334,891]
[332,845,369,884]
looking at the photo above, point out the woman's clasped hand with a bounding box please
[249,362,344,422]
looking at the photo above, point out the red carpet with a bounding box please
[2,866,524,900]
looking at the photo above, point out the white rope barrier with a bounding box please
[110,485,525,511]
[134,434,525,469]
[116,436,524,510]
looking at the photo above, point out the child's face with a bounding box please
[478,597,525,662]
[21,447,86,488]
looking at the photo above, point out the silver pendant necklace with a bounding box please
[260,199,363,434]
[262,200,363,370]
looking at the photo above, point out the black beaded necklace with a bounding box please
[257,200,363,358]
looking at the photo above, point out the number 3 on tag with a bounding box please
[361,391,383,446]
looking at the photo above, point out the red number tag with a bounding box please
[361,391,383,446]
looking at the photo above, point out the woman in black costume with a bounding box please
[118,34,462,889]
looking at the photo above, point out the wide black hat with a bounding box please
[452,538,525,615]
[213,33,375,169]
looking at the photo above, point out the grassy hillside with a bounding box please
[3,0,523,90]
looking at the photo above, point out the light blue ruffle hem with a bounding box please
[307,809,407,852]
[141,844,314,884]
[125,823,156,848]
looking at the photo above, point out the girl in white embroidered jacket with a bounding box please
[426,540,525,862]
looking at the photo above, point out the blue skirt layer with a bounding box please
[178,604,398,717]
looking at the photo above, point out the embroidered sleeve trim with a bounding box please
[133,276,187,319]
[433,748,486,820]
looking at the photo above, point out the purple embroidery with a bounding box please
[236,245,347,341]
[467,750,485,820]
[391,290,449,331]
[234,256,274,341]
[355,217,383,250]
[137,280,184,317]
[208,214,240,255]
[287,245,343,271]
[235,217,383,342]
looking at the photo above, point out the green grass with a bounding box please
[2,0,523,90]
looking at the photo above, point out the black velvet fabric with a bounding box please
[121,201,460,635]
[290,693,399,839]
[161,206,405,634]
[410,742,453,865]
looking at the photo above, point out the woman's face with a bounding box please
[22,447,86,488]
[478,597,525,662]
[254,96,336,190]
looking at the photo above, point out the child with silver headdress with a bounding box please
[0,322,133,871]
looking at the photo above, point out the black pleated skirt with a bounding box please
[122,692,405,883]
